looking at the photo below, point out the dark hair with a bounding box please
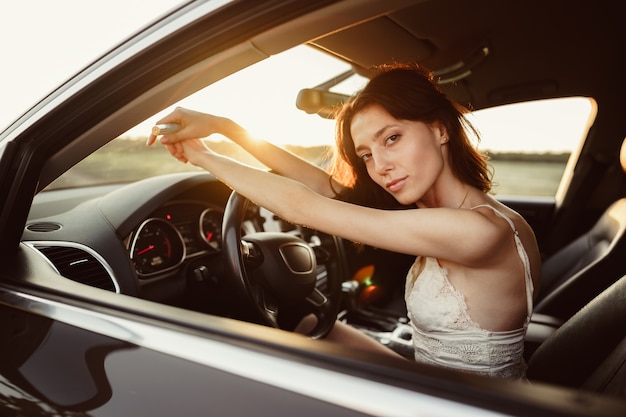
[332,63,491,208]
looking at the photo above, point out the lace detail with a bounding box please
[436,262,479,330]
[404,206,533,379]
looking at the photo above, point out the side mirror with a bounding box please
[296,89,349,119]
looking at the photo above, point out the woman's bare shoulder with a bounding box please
[471,198,542,285]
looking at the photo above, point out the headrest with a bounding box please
[621,137,626,173]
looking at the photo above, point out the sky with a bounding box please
[1,1,592,152]
[1,0,185,131]
[0,0,343,147]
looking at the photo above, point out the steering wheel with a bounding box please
[222,191,344,339]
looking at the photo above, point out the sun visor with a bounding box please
[311,16,433,69]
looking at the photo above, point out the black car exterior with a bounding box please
[1,0,625,416]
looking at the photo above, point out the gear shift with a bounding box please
[341,280,359,312]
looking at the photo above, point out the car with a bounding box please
[1,0,625,415]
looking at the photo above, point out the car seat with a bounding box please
[532,138,626,322]
[527,274,626,399]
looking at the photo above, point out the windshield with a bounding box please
[48,45,351,190]
[47,45,592,197]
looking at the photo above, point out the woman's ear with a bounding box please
[435,123,449,144]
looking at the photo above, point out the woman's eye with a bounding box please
[359,153,372,162]
[385,134,399,145]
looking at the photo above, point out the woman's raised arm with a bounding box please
[157,137,510,267]
[147,107,341,198]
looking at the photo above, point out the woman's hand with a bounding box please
[147,107,236,166]
[163,138,211,166]
[146,107,237,147]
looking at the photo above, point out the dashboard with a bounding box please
[23,173,233,297]
[21,172,320,318]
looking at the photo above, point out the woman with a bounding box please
[147,64,541,379]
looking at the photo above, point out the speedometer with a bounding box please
[130,218,185,276]
[199,208,223,251]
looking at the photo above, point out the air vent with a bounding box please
[36,245,118,292]
[27,222,62,232]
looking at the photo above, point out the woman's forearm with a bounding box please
[191,146,320,225]
[219,118,339,198]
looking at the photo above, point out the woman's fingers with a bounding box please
[146,134,158,146]
[165,143,188,163]
[148,108,224,147]
[146,107,215,165]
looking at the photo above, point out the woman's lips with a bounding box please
[386,176,407,193]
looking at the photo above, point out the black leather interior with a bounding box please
[533,138,626,322]
[534,198,626,320]
[527,275,626,399]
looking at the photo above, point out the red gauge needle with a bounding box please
[137,245,155,256]
[206,232,213,241]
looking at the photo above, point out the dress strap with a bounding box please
[470,205,534,321]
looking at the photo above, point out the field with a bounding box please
[489,160,565,196]
[50,138,568,197]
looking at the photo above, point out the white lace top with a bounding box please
[405,205,534,379]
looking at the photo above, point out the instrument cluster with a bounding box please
[129,203,224,278]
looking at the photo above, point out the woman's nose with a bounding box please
[373,152,392,174]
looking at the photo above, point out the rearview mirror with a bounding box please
[296,89,349,119]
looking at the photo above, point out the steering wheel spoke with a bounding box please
[258,290,279,323]
[306,287,328,308]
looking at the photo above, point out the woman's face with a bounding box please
[350,104,447,205]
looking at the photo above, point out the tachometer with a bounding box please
[130,218,185,276]
[199,208,223,251]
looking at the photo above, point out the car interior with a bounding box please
[528,274,626,396]
[2,0,625,410]
[533,140,626,321]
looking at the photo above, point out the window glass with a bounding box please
[47,42,595,198]
[469,97,595,197]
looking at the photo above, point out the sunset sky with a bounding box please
[1,0,184,131]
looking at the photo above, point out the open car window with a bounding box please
[47,45,595,200]
[472,97,596,197]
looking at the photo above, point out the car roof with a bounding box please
[307,0,621,111]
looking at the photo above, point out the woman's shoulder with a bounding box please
[471,198,541,284]
[467,200,533,248]
[470,197,524,226]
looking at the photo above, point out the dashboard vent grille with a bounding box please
[37,245,117,292]
[27,222,62,232]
